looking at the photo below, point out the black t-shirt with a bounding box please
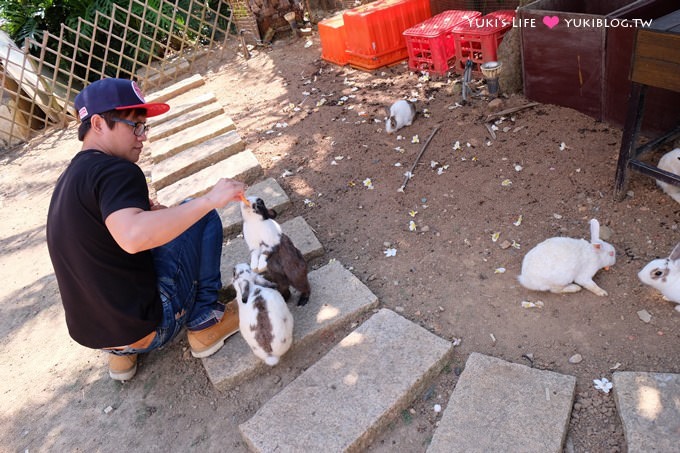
[46,150,162,348]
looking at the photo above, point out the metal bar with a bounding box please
[614,82,647,200]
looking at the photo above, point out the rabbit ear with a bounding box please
[589,219,601,242]
[669,242,680,262]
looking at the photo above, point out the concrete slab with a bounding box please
[147,92,217,128]
[203,260,379,391]
[238,308,454,452]
[218,178,291,238]
[427,353,576,453]
[156,149,261,207]
[149,114,236,163]
[612,371,680,452]
[219,215,324,279]
[151,130,245,190]
[150,102,224,142]
[146,73,204,103]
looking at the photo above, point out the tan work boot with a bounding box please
[187,301,239,358]
[108,353,138,381]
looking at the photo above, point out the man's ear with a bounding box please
[90,114,107,135]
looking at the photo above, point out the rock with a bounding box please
[599,225,613,241]
[637,309,652,323]
[488,98,504,112]
[569,354,583,364]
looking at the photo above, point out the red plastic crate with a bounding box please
[403,10,481,76]
[319,14,348,66]
[343,0,432,69]
[452,10,515,73]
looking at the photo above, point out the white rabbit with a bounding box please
[656,148,680,204]
[518,219,616,296]
[638,242,680,312]
[241,196,281,272]
[240,196,311,306]
[385,99,416,134]
[232,263,294,366]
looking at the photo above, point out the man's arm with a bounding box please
[105,178,245,254]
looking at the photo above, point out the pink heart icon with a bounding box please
[543,15,559,29]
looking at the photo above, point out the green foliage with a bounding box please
[1,0,233,81]
[0,0,91,46]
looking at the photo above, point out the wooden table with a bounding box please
[614,9,680,200]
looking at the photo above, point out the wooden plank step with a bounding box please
[151,130,245,191]
[147,92,217,128]
[155,149,261,207]
[146,73,205,104]
[148,114,235,163]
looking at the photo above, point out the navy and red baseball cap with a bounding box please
[74,78,170,122]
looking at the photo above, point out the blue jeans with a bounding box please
[110,209,224,355]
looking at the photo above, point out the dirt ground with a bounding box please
[2,30,679,453]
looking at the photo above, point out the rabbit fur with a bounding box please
[656,148,680,204]
[518,219,616,296]
[385,99,416,134]
[638,242,680,312]
[232,263,294,366]
[240,196,311,306]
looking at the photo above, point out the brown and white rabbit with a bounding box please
[240,196,311,306]
[518,219,616,296]
[385,99,416,134]
[656,148,680,204]
[232,263,294,366]
[638,242,680,312]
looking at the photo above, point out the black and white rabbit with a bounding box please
[240,196,311,306]
[385,99,416,134]
[638,242,680,312]
[656,148,680,204]
[232,263,294,366]
[518,219,616,296]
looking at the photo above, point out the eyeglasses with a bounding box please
[111,117,149,137]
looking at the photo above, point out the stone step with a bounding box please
[238,308,455,452]
[427,353,576,453]
[218,177,291,238]
[156,149,261,207]
[147,92,217,128]
[204,260,376,392]
[612,371,680,452]
[146,73,205,104]
[150,101,224,142]
[151,129,245,191]
[219,215,324,280]
[149,114,236,163]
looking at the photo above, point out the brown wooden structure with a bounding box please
[614,9,680,199]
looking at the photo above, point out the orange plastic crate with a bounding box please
[403,10,481,76]
[452,10,515,73]
[343,0,432,69]
[319,14,348,66]
[347,48,411,71]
